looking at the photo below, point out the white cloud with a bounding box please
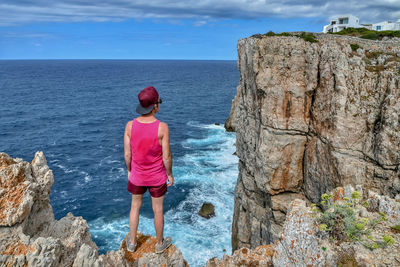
[193,20,207,27]
[1,0,400,26]
[1,32,54,38]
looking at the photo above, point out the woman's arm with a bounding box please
[160,122,174,186]
[124,121,132,174]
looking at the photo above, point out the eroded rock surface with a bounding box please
[0,152,186,267]
[206,245,274,267]
[208,185,400,266]
[228,33,400,250]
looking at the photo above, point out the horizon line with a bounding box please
[0,58,237,61]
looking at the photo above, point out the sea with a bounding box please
[0,60,239,266]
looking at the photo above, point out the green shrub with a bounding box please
[311,191,395,250]
[263,31,293,37]
[378,212,387,221]
[251,30,318,43]
[332,27,370,36]
[330,27,400,40]
[300,32,318,43]
[264,31,276,36]
[370,243,379,249]
[277,32,292,37]
[383,235,395,246]
[351,191,361,200]
[350,44,360,51]
[361,32,378,40]
[377,30,400,38]
[356,223,365,230]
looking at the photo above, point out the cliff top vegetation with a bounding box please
[251,28,400,42]
[329,27,400,40]
[251,31,318,43]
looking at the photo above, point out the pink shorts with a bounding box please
[127,180,167,198]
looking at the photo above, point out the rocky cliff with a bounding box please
[227,33,400,250]
[208,185,400,266]
[0,152,187,266]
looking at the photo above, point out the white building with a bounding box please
[323,15,362,33]
[372,19,400,31]
[323,15,400,33]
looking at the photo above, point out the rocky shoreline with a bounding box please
[1,152,399,266]
[0,152,187,267]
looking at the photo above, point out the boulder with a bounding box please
[198,202,215,219]
[120,233,187,267]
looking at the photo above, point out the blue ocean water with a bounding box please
[0,60,239,266]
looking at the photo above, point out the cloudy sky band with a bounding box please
[2,0,400,26]
[1,1,400,59]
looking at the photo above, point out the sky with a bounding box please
[1,0,399,60]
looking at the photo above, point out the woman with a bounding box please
[123,86,174,253]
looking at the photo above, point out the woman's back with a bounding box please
[129,119,167,186]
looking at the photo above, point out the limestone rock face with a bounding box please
[0,152,95,266]
[272,199,324,266]
[0,153,39,226]
[206,245,274,267]
[225,85,241,132]
[229,34,400,250]
[0,152,187,267]
[120,233,187,267]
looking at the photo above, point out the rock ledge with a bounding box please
[0,152,187,267]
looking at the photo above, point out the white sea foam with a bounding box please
[99,155,112,166]
[52,162,75,174]
[88,123,238,267]
[81,171,92,183]
[50,159,94,186]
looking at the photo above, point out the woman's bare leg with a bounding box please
[151,195,165,245]
[129,194,143,244]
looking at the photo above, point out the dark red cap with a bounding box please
[136,86,159,114]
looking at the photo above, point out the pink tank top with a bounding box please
[129,119,167,186]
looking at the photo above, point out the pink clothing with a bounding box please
[129,119,167,186]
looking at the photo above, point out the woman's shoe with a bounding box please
[126,235,137,252]
[155,237,172,253]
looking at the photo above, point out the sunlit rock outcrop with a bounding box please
[0,152,186,267]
